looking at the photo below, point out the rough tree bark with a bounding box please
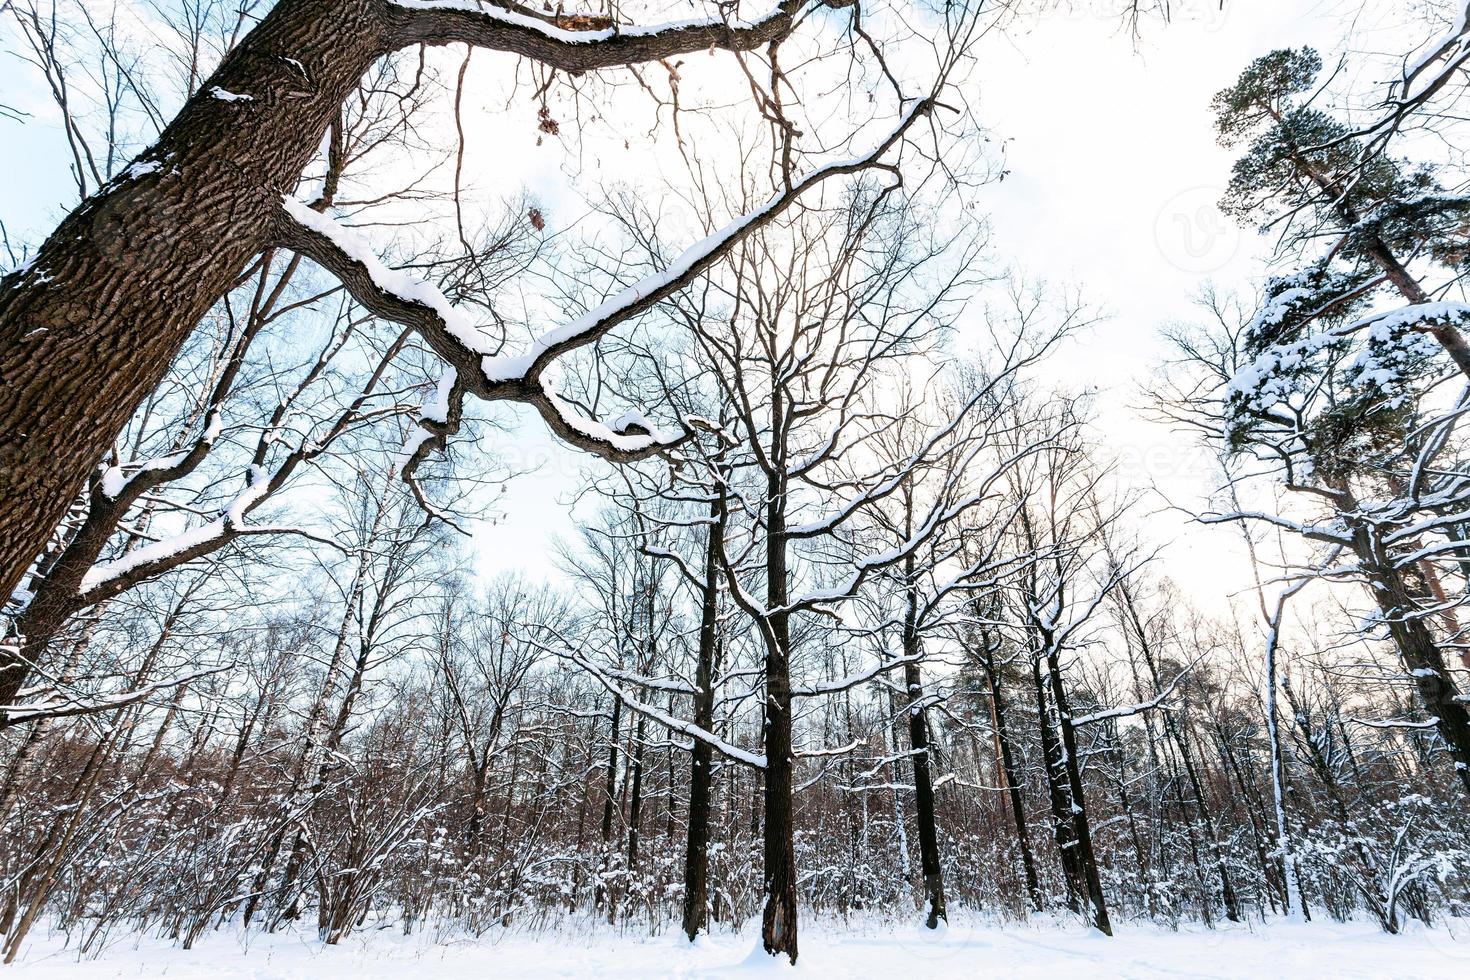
[978,628,1043,913]
[594,695,622,914]
[900,554,946,929]
[760,462,798,963]
[1043,643,1112,936]
[0,0,823,607]
[1354,530,1470,798]
[682,498,723,941]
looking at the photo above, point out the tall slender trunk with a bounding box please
[3,605,179,960]
[1281,677,1395,930]
[594,696,622,914]
[1173,719,1240,921]
[1043,643,1112,935]
[1033,653,1084,913]
[601,699,623,843]
[760,464,798,963]
[682,499,723,941]
[278,635,373,923]
[244,530,378,928]
[884,684,914,884]
[0,628,93,821]
[626,715,647,870]
[1213,720,1282,914]
[665,692,679,841]
[900,556,945,928]
[1115,773,1156,918]
[1265,635,1308,919]
[980,634,1042,913]
[466,752,491,853]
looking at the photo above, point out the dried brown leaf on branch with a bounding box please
[553,13,614,31]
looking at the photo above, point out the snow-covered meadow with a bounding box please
[10,916,1470,979]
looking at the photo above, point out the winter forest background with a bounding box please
[2,0,1470,975]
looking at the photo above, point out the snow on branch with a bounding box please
[276,95,935,467]
[98,410,223,502]
[385,0,829,68]
[1072,654,1204,728]
[1345,2,1470,155]
[75,463,275,600]
[396,366,458,472]
[791,653,922,698]
[1350,301,1470,337]
[640,544,710,593]
[1348,716,1440,731]
[601,662,698,694]
[782,481,997,614]
[1403,2,1470,85]
[529,633,764,767]
[785,381,999,540]
[1197,509,1353,546]
[1227,298,1470,418]
[280,198,496,356]
[75,413,355,606]
[795,739,862,758]
[476,96,935,387]
[275,201,674,462]
[1,665,227,728]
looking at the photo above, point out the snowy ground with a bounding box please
[11,914,1470,979]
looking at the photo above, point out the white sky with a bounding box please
[0,0,1448,607]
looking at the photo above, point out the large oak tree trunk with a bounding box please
[0,0,388,605]
[0,0,809,611]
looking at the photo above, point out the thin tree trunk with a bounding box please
[682,501,722,941]
[1043,644,1112,935]
[981,635,1043,914]
[594,696,621,914]
[760,465,798,963]
[1034,652,1084,915]
[1117,579,1241,922]
[901,558,945,929]
[626,714,647,870]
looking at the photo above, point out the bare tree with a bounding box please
[0,0,963,604]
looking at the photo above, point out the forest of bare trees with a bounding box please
[2,0,1470,972]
